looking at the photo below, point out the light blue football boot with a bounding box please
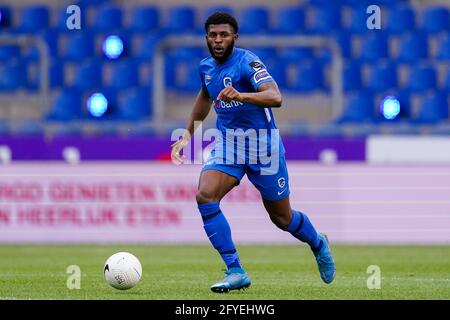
[210,267,251,293]
[313,233,336,284]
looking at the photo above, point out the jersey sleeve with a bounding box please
[198,65,208,93]
[242,53,275,91]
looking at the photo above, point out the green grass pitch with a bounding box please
[0,244,449,300]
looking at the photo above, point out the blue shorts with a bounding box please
[202,153,290,202]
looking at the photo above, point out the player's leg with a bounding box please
[247,157,335,284]
[196,168,251,292]
[262,196,335,284]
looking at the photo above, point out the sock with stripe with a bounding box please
[287,210,323,252]
[198,202,242,269]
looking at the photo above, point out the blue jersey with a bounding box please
[198,47,278,133]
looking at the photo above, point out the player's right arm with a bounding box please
[171,88,212,164]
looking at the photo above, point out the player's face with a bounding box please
[206,24,237,62]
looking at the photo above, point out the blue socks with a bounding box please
[287,210,323,252]
[198,202,242,269]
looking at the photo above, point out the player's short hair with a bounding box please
[204,12,239,34]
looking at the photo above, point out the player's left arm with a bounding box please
[217,81,282,108]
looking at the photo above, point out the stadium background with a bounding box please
[0,0,450,302]
[0,0,449,300]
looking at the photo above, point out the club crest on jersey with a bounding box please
[254,69,271,83]
[223,77,232,88]
[278,177,286,188]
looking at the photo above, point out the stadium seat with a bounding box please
[406,65,437,92]
[93,5,123,32]
[248,47,277,63]
[347,6,372,35]
[368,63,398,92]
[436,34,450,60]
[0,60,26,91]
[19,5,49,33]
[414,92,448,123]
[309,6,342,34]
[396,32,428,63]
[278,47,313,62]
[359,33,389,62]
[166,6,196,33]
[240,7,270,34]
[129,6,160,33]
[117,87,151,120]
[342,61,362,92]
[73,59,103,90]
[274,6,305,34]
[203,6,235,21]
[422,7,449,34]
[47,89,82,120]
[338,91,375,123]
[0,6,12,27]
[135,33,163,60]
[386,6,415,34]
[61,32,95,61]
[0,45,20,60]
[290,61,324,92]
[108,60,139,89]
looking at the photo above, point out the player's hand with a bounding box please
[217,86,242,103]
[170,137,189,165]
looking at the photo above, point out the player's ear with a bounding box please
[234,33,239,40]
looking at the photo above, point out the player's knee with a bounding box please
[196,189,219,204]
[269,213,291,230]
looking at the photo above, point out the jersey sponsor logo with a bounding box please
[215,99,244,109]
[223,76,232,88]
[254,69,272,83]
[249,61,264,71]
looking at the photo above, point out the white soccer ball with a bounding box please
[104,252,142,290]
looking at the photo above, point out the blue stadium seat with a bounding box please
[129,6,160,33]
[278,47,313,62]
[117,87,151,120]
[415,92,448,123]
[310,6,342,34]
[247,47,277,63]
[338,92,375,123]
[359,33,389,62]
[135,33,163,60]
[342,61,362,92]
[422,7,449,34]
[290,61,324,92]
[61,32,95,61]
[203,6,235,21]
[0,6,12,27]
[19,5,49,33]
[348,6,371,34]
[406,65,437,92]
[166,6,196,33]
[93,5,123,32]
[368,63,398,92]
[240,7,270,34]
[386,6,415,34]
[108,60,139,89]
[396,32,428,63]
[275,6,305,34]
[0,45,20,60]
[0,60,26,91]
[436,34,450,60]
[22,30,59,61]
[73,59,103,90]
[444,69,450,91]
[47,89,82,120]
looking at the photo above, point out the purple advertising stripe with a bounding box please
[0,136,366,161]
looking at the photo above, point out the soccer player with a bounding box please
[171,12,335,293]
